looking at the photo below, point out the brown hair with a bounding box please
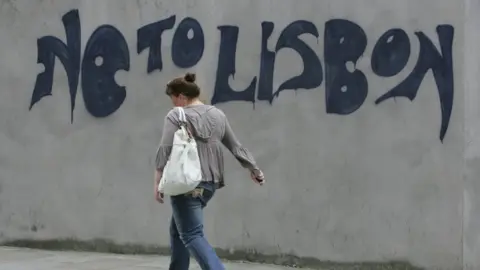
[165,73,200,99]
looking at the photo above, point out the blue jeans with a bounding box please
[169,184,224,270]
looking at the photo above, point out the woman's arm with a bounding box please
[221,117,262,177]
[155,112,178,172]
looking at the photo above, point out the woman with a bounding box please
[154,72,265,270]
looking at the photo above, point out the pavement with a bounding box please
[0,247,308,270]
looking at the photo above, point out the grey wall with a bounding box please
[464,1,480,269]
[0,0,475,269]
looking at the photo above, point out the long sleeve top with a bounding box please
[155,104,260,188]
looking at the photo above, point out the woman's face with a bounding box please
[170,94,187,107]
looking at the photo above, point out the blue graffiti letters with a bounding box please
[374,25,454,142]
[30,9,455,141]
[30,9,81,122]
[81,25,130,118]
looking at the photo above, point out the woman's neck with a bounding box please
[185,98,203,106]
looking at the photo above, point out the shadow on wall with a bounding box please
[29,9,454,142]
[1,238,425,270]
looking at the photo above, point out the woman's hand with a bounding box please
[154,169,164,203]
[155,189,164,203]
[251,169,265,186]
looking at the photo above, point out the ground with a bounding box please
[0,247,309,270]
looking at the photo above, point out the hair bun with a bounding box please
[184,73,196,83]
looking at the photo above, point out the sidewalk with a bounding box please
[0,247,308,270]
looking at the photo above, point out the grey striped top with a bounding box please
[155,104,260,188]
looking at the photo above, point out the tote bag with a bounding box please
[158,107,202,195]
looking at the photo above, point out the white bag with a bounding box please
[158,107,202,196]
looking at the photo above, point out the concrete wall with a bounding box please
[0,0,475,269]
[464,1,480,269]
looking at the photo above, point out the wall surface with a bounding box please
[0,0,474,269]
[464,1,480,269]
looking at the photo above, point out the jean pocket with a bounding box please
[185,188,213,206]
[186,188,204,198]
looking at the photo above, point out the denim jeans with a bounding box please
[169,184,224,270]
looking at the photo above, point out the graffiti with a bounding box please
[81,25,130,118]
[374,27,454,142]
[30,10,81,122]
[30,10,130,120]
[29,9,454,141]
[137,16,205,71]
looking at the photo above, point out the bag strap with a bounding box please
[176,106,187,123]
[175,107,193,139]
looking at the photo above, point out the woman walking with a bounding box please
[154,73,265,270]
